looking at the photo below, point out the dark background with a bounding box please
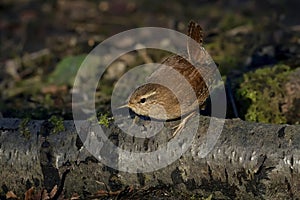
[1,0,299,121]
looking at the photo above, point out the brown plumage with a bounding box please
[127,20,216,122]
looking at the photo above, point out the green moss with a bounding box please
[49,115,65,134]
[19,117,31,139]
[236,64,292,124]
[98,113,110,128]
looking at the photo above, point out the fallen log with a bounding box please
[0,116,299,199]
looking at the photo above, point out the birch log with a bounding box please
[0,117,299,199]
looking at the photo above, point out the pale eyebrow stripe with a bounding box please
[141,91,157,99]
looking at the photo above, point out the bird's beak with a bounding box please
[114,104,129,110]
[118,104,128,109]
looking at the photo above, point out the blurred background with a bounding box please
[1,0,299,124]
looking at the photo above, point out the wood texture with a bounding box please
[0,117,299,199]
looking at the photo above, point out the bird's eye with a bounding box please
[140,98,146,103]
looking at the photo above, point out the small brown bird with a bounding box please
[127,21,216,136]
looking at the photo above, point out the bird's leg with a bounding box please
[171,112,196,138]
[127,115,140,132]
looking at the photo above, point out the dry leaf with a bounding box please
[24,187,35,200]
[41,189,50,200]
[49,185,58,198]
[94,189,108,196]
[70,193,80,200]
[6,191,18,199]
